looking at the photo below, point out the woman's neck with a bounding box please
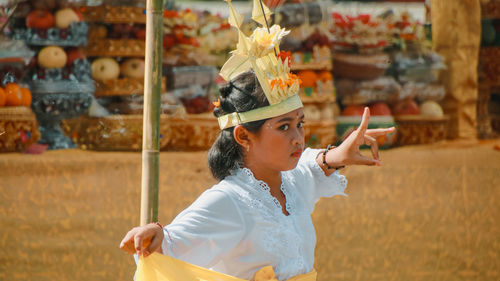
[244,161,289,216]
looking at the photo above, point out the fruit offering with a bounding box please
[120,58,145,79]
[331,12,390,53]
[12,4,88,47]
[54,8,82,29]
[37,46,67,69]
[0,87,5,106]
[0,83,32,108]
[342,104,365,116]
[26,10,55,29]
[369,102,392,116]
[91,57,120,81]
[66,48,86,66]
[163,9,199,50]
[420,100,444,117]
[392,98,420,115]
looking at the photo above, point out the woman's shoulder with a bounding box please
[192,176,248,211]
[172,180,246,226]
[196,181,239,206]
[210,169,250,193]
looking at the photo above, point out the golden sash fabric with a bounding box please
[136,253,317,281]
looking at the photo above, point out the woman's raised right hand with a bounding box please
[119,223,164,257]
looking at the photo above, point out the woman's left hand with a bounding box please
[327,107,396,167]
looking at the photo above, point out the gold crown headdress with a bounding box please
[217,0,303,130]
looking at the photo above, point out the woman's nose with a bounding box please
[291,127,305,146]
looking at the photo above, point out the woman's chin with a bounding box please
[282,158,300,171]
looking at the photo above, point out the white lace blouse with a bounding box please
[161,148,347,281]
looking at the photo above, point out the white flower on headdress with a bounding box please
[249,25,290,57]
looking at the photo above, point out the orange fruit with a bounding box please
[296,70,318,88]
[5,83,23,106]
[20,87,32,107]
[0,88,6,106]
[318,71,333,82]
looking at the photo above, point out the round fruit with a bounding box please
[0,88,6,106]
[342,104,365,116]
[91,57,120,81]
[26,10,55,29]
[55,8,81,29]
[20,87,32,107]
[420,100,444,117]
[392,98,420,115]
[318,71,333,82]
[120,58,145,79]
[369,102,392,116]
[5,83,23,106]
[66,48,86,66]
[297,70,318,88]
[38,46,67,69]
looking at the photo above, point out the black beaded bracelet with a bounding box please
[322,144,345,170]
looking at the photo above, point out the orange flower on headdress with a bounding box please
[212,98,221,108]
[287,73,301,86]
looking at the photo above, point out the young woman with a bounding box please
[120,71,395,281]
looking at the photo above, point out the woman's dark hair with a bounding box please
[208,71,269,180]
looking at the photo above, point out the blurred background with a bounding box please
[0,0,499,280]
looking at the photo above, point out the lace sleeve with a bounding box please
[161,188,246,268]
[292,148,348,213]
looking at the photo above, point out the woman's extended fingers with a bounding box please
[348,135,380,166]
[364,135,380,162]
[353,151,379,166]
[365,127,396,138]
[358,107,371,133]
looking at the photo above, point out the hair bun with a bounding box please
[219,83,233,98]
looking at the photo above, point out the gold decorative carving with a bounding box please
[82,5,146,24]
[394,115,449,146]
[84,39,145,57]
[0,106,41,152]
[94,77,166,97]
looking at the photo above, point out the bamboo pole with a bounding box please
[140,0,163,226]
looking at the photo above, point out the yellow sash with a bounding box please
[136,253,316,281]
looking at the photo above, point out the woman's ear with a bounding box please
[233,125,250,148]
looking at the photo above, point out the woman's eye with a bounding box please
[279,124,289,130]
[298,121,304,128]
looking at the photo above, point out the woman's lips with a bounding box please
[291,149,303,158]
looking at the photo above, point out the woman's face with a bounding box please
[247,108,305,172]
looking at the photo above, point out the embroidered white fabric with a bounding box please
[161,148,347,281]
